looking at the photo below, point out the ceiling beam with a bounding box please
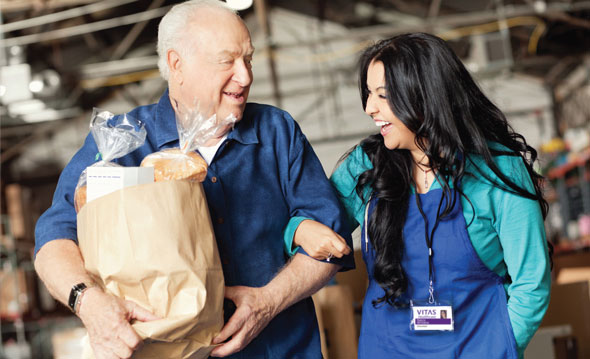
[544,11,590,30]
[110,0,165,60]
[1,0,97,13]
[276,2,590,49]
[2,5,172,48]
[0,0,138,33]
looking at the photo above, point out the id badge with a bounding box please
[409,300,454,331]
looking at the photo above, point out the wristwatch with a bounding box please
[68,282,93,313]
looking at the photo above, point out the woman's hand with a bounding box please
[292,220,352,260]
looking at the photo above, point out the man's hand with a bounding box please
[79,288,159,359]
[210,286,277,357]
[34,240,159,358]
[293,219,352,260]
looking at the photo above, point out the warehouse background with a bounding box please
[1,0,589,358]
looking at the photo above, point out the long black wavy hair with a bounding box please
[353,33,549,307]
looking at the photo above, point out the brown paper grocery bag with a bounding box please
[77,180,224,359]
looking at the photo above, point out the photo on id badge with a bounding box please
[410,299,454,331]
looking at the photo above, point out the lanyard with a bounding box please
[364,195,371,253]
[414,191,444,303]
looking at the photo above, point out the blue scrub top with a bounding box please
[359,192,519,359]
[35,89,354,359]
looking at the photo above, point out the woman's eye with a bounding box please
[379,94,387,99]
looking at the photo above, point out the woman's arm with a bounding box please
[292,219,351,260]
[283,146,373,259]
[494,157,551,354]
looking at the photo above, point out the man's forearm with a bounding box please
[35,239,157,358]
[262,253,339,316]
[34,239,95,306]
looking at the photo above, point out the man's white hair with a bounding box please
[157,0,237,80]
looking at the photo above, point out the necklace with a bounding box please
[421,166,432,189]
[414,154,433,190]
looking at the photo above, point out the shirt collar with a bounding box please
[155,88,179,149]
[227,106,258,145]
[155,88,259,148]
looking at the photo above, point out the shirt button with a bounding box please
[217,217,224,224]
[211,177,217,183]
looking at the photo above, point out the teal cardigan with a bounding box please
[284,144,551,357]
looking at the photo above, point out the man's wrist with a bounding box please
[259,285,282,318]
[68,282,95,314]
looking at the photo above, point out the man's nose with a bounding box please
[233,60,253,87]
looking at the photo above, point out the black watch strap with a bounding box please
[68,282,88,313]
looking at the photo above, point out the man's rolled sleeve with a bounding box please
[283,123,354,270]
[34,133,99,255]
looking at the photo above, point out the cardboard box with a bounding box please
[313,285,358,359]
[556,267,590,284]
[0,269,34,318]
[312,297,329,359]
[52,327,87,359]
[540,280,590,359]
[5,184,33,240]
[553,250,590,279]
[335,250,369,335]
[525,325,573,359]
[335,250,369,308]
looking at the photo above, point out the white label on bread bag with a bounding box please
[87,167,154,203]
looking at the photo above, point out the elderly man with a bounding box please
[34,0,353,358]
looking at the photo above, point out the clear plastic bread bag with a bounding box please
[140,99,237,181]
[74,108,147,212]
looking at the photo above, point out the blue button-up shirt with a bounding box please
[35,90,354,359]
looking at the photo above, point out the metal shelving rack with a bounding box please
[0,215,31,359]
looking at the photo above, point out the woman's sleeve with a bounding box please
[282,146,372,256]
[494,157,551,354]
[329,146,373,228]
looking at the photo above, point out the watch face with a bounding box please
[69,283,88,312]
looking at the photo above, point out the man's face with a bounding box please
[169,10,254,134]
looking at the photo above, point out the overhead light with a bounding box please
[534,1,547,13]
[29,69,61,97]
[225,0,253,11]
[29,79,44,93]
[8,45,25,65]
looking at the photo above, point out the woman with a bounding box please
[284,33,551,358]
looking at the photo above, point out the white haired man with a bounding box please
[34,1,353,358]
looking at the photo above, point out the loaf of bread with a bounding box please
[74,185,87,213]
[141,149,207,182]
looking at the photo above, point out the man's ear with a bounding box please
[167,49,183,84]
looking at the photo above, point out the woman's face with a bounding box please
[365,60,418,152]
